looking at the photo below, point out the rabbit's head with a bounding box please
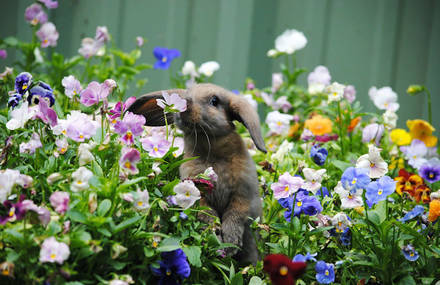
[127,83,266,153]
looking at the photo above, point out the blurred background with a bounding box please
[1,0,439,126]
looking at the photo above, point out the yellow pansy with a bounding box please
[390,129,411,146]
[407,119,438,147]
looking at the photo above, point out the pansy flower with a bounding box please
[334,181,363,209]
[274,29,307,54]
[310,144,328,166]
[365,176,396,206]
[141,135,171,158]
[368,86,399,112]
[157,91,187,112]
[271,172,304,200]
[390,129,411,146]
[265,111,294,135]
[399,205,425,222]
[8,93,22,108]
[356,145,388,178]
[38,0,58,9]
[151,249,190,284]
[325,82,345,103]
[36,99,58,126]
[15,72,32,95]
[114,112,146,145]
[394,169,424,197]
[24,3,48,25]
[419,158,440,183]
[414,184,431,204]
[401,244,419,262]
[39,237,70,264]
[302,168,326,194]
[61,75,82,98]
[263,254,307,285]
[108,97,136,124]
[49,191,69,214]
[304,115,333,136]
[153,47,181,70]
[0,195,27,225]
[65,111,98,142]
[400,139,428,169]
[330,212,351,233]
[132,189,150,212]
[307,65,331,94]
[70,167,93,192]
[19,132,42,154]
[315,261,335,284]
[198,61,220,77]
[428,199,440,222]
[36,22,59,48]
[293,252,317,263]
[340,167,370,192]
[119,147,141,175]
[407,119,437,147]
[362,123,384,146]
[28,81,55,106]
[173,180,201,210]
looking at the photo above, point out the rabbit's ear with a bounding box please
[229,96,267,153]
[126,89,186,126]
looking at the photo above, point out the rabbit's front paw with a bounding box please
[222,228,243,256]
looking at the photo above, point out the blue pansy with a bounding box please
[28,82,55,106]
[179,212,188,220]
[153,47,181,70]
[8,93,23,108]
[281,191,322,221]
[340,227,351,246]
[366,176,396,206]
[315,261,335,284]
[310,144,328,166]
[15,72,32,95]
[341,167,370,192]
[151,248,191,285]
[293,252,317,262]
[402,244,419,262]
[318,187,332,198]
[399,205,425,223]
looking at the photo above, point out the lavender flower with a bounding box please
[156,91,187,112]
[153,47,181,70]
[38,0,58,9]
[0,49,7,59]
[78,37,102,58]
[141,135,171,158]
[61,75,82,98]
[315,261,335,284]
[95,26,110,43]
[36,22,59,48]
[65,111,98,142]
[25,3,48,25]
[362,123,385,146]
[119,147,141,175]
[419,158,440,183]
[401,244,419,261]
[39,237,70,264]
[271,172,304,199]
[15,72,32,95]
[308,66,331,94]
[36,99,58,126]
[49,191,69,214]
[108,97,136,123]
[401,139,428,169]
[366,176,396,206]
[114,112,146,145]
[132,189,150,211]
[341,167,370,192]
[19,133,42,154]
[28,81,55,106]
[136,36,144,47]
[344,85,356,103]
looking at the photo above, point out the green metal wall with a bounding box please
[1,0,439,127]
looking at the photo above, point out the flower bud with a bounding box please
[407,84,424,95]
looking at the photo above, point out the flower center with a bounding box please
[413,155,417,159]
[62,130,67,135]
[348,194,353,199]
[276,121,282,126]
[126,131,133,139]
[137,201,143,207]
[410,252,414,257]
[279,265,288,276]
[405,181,411,187]
[429,172,434,178]
[325,269,329,276]
[50,253,56,260]
[2,269,9,276]
[124,162,131,169]
[22,84,28,90]
[43,39,48,44]
[370,163,375,168]
[61,148,66,153]
[112,119,117,124]
[8,208,15,217]
[332,92,338,97]
[378,189,383,195]
[79,135,84,139]
[166,269,172,276]
[185,191,190,197]
[297,201,302,207]
[351,178,357,185]
[153,147,158,152]
[162,57,168,63]
[77,180,83,184]
[284,186,289,192]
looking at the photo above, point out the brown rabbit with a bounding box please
[127,83,266,264]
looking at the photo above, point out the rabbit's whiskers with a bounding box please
[199,124,211,161]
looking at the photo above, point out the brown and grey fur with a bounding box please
[127,83,266,264]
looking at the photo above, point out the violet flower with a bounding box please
[418,158,440,183]
[80,80,115,106]
[344,85,356,103]
[8,93,22,108]
[362,123,384,146]
[0,49,7,59]
[0,195,27,225]
[38,0,58,9]
[156,91,187,112]
[271,172,304,200]
[114,112,146,145]
[108,97,136,123]
[49,191,70,214]
[39,237,70,264]
[61,75,82,98]
[15,72,32,95]
[36,99,58,126]
[25,3,48,25]
[119,147,141,175]
[21,200,50,226]
[153,47,181,70]
[95,26,110,43]
[78,37,102,58]
[19,133,42,154]
[141,135,171,158]
[136,36,144,47]
[36,22,59,48]
[28,81,55,106]
[401,139,428,169]
[65,111,98,142]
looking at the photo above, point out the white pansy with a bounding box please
[0,169,21,203]
[6,102,36,130]
[243,94,258,110]
[382,110,398,129]
[173,180,201,210]
[265,111,294,135]
[302,168,326,194]
[133,189,150,211]
[368,86,399,112]
[181,60,199,77]
[325,82,346,103]
[274,29,307,54]
[356,145,388,178]
[334,181,363,209]
[71,167,93,192]
[78,142,96,166]
[198,61,220,77]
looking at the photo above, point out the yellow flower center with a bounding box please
[79,135,84,139]
[378,189,383,195]
[61,148,66,153]
[429,173,434,178]
[348,194,353,199]
[297,201,302,207]
[153,147,158,152]
[77,180,83,184]
[43,39,48,44]
[332,92,338,97]
[137,201,143,207]
[413,155,417,159]
[405,181,411,187]
[276,121,282,126]
[50,253,56,260]
[166,269,172,276]
[112,119,117,124]
[185,191,190,197]
[126,131,133,139]
[162,57,168,63]
[325,270,329,276]
[279,265,288,276]
[351,178,357,185]
[173,152,177,157]
[124,162,131,169]
[152,241,158,248]
[410,252,414,257]
[62,130,67,135]
[73,90,77,95]
[22,84,28,90]
[370,163,375,168]
[8,208,15,217]
[2,269,9,276]
[31,19,38,25]
[284,186,289,192]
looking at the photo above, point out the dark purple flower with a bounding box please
[24,3,48,25]
[310,144,328,166]
[28,82,55,106]
[419,159,440,183]
[153,47,181,70]
[108,97,136,123]
[15,72,33,95]
[0,195,27,225]
[280,192,322,221]
[119,147,141,175]
[8,93,22,108]
[340,227,351,246]
[0,49,7,59]
[151,249,191,285]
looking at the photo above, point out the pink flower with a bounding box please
[344,85,356,103]
[36,99,58,126]
[62,75,82,98]
[19,133,42,154]
[65,111,98,142]
[0,49,7,59]
[50,191,69,214]
[157,91,187,112]
[80,80,115,106]
[119,148,141,175]
[55,137,68,154]
[273,96,292,113]
[108,97,136,123]
[141,135,171,158]
[39,237,70,264]
[22,200,51,226]
[38,0,58,9]
[114,112,146,145]
[271,172,304,199]
[95,26,109,43]
[136,36,144,47]
[25,4,48,25]
[36,22,59,48]
[78,37,103,58]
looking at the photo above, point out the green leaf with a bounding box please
[4,37,18,46]
[332,160,352,172]
[67,210,87,224]
[112,215,142,233]
[230,273,243,285]
[157,237,181,252]
[182,246,202,267]
[46,221,62,235]
[97,199,112,216]
[117,177,147,191]
[397,275,416,285]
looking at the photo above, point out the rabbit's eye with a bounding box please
[209,95,220,107]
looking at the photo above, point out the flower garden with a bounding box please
[1,1,439,285]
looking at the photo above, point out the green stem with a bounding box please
[164,110,169,141]
[337,101,345,157]
[424,87,432,125]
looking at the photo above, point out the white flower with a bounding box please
[272,140,294,162]
[307,66,331,95]
[61,75,82,98]
[273,96,292,113]
[203,167,218,182]
[368,86,399,112]
[274,29,307,54]
[243,94,258,110]
[302,168,326,194]
[267,49,278,57]
[78,142,95,166]
[382,110,398,129]
[181,60,199,77]
[325,82,346,103]
[272,73,283,92]
[334,181,363,209]
[0,169,20,203]
[173,180,201,210]
[265,111,294,135]
[132,189,150,211]
[356,145,388,178]
[6,102,36,130]
[198,61,220,77]
[71,167,93,192]
[331,212,351,233]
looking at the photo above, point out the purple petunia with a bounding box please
[114,112,146,145]
[153,47,181,70]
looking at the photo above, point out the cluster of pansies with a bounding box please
[1,2,439,284]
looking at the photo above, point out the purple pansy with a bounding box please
[419,158,440,183]
[65,111,98,142]
[38,0,58,9]
[141,135,171,158]
[293,252,317,262]
[362,123,385,146]
[399,205,425,223]
[95,26,110,43]
[136,36,144,47]
[8,93,22,108]
[341,167,370,193]
[49,191,69,214]
[108,97,136,123]
[36,99,58,126]
[25,3,48,25]
[28,81,55,106]
[19,133,42,154]
[310,144,328,166]
[280,191,322,221]
[36,22,59,48]
[119,148,141,175]
[153,47,181,70]
[15,72,32,95]
[61,75,82,98]
[271,172,304,200]
[151,249,191,284]
[80,80,115,106]
[402,244,419,262]
[401,139,428,169]
[39,237,70,264]
[114,112,146,145]
[0,195,27,225]
[315,261,335,284]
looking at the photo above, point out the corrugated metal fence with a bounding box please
[1,0,439,126]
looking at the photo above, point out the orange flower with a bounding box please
[304,115,332,136]
[348,117,361,133]
[428,199,440,222]
[407,119,438,147]
[394,169,424,197]
[287,122,301,138]
[414,184,431,203]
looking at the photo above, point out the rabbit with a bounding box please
[127,83,267,264]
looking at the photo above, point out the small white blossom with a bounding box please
[274,29,307,54]
[356,145,388,178]
[71,167,93,192]
[173,180,201,210]
[198,61,220,77]
[325,82,346,103]
[302,168,326,194]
